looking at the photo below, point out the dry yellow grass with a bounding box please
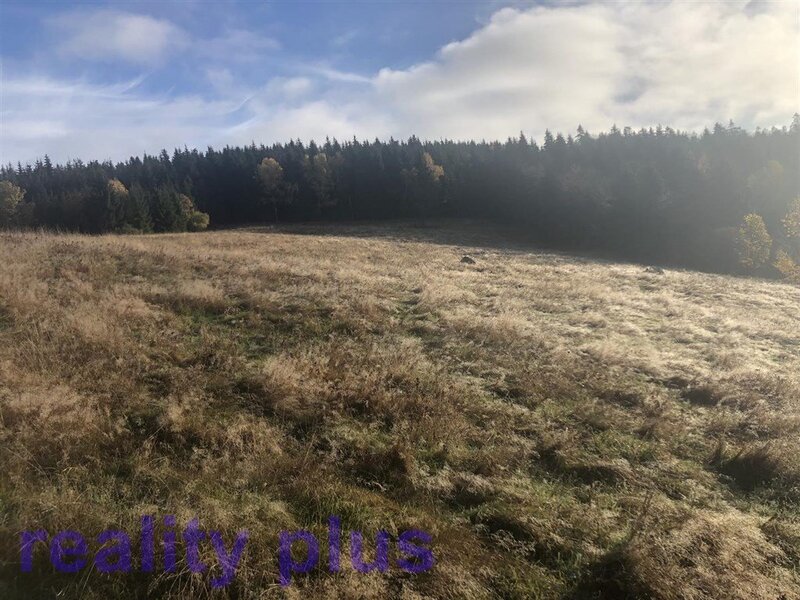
[0,222,798,599]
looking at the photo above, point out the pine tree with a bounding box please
[125,183,153,233]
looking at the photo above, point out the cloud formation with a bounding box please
[374,1,799,137]
[2,1,797,164]
[52,10,188,65]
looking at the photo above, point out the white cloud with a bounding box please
[52,11,188,65]
[3,2,798,164]
[613,1,799,130]
[372,1,799,138]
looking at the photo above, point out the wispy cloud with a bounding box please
[304,65,371,84]
[0,76,244,163]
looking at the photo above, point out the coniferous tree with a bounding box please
[304,153,333,217]
[151,186,182,232]
[126,183,153,233]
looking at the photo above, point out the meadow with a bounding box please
[0,222,798,599]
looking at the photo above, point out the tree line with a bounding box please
[1,118,798,278]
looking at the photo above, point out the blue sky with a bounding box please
[1,1,797,164]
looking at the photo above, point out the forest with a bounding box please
[1,118,798,278]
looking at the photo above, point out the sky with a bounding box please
[0,0,798,165]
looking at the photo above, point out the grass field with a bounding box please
[1,223,798,599]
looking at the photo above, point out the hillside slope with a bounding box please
[1,224,798,599]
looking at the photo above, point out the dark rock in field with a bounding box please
[662,376,721,406]
[461,255,476,264]
[682,385,720,406]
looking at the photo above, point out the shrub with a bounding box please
[188,210,210,232]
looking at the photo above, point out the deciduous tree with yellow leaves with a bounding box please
[737,213,772,271]
[775,198,800,283]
